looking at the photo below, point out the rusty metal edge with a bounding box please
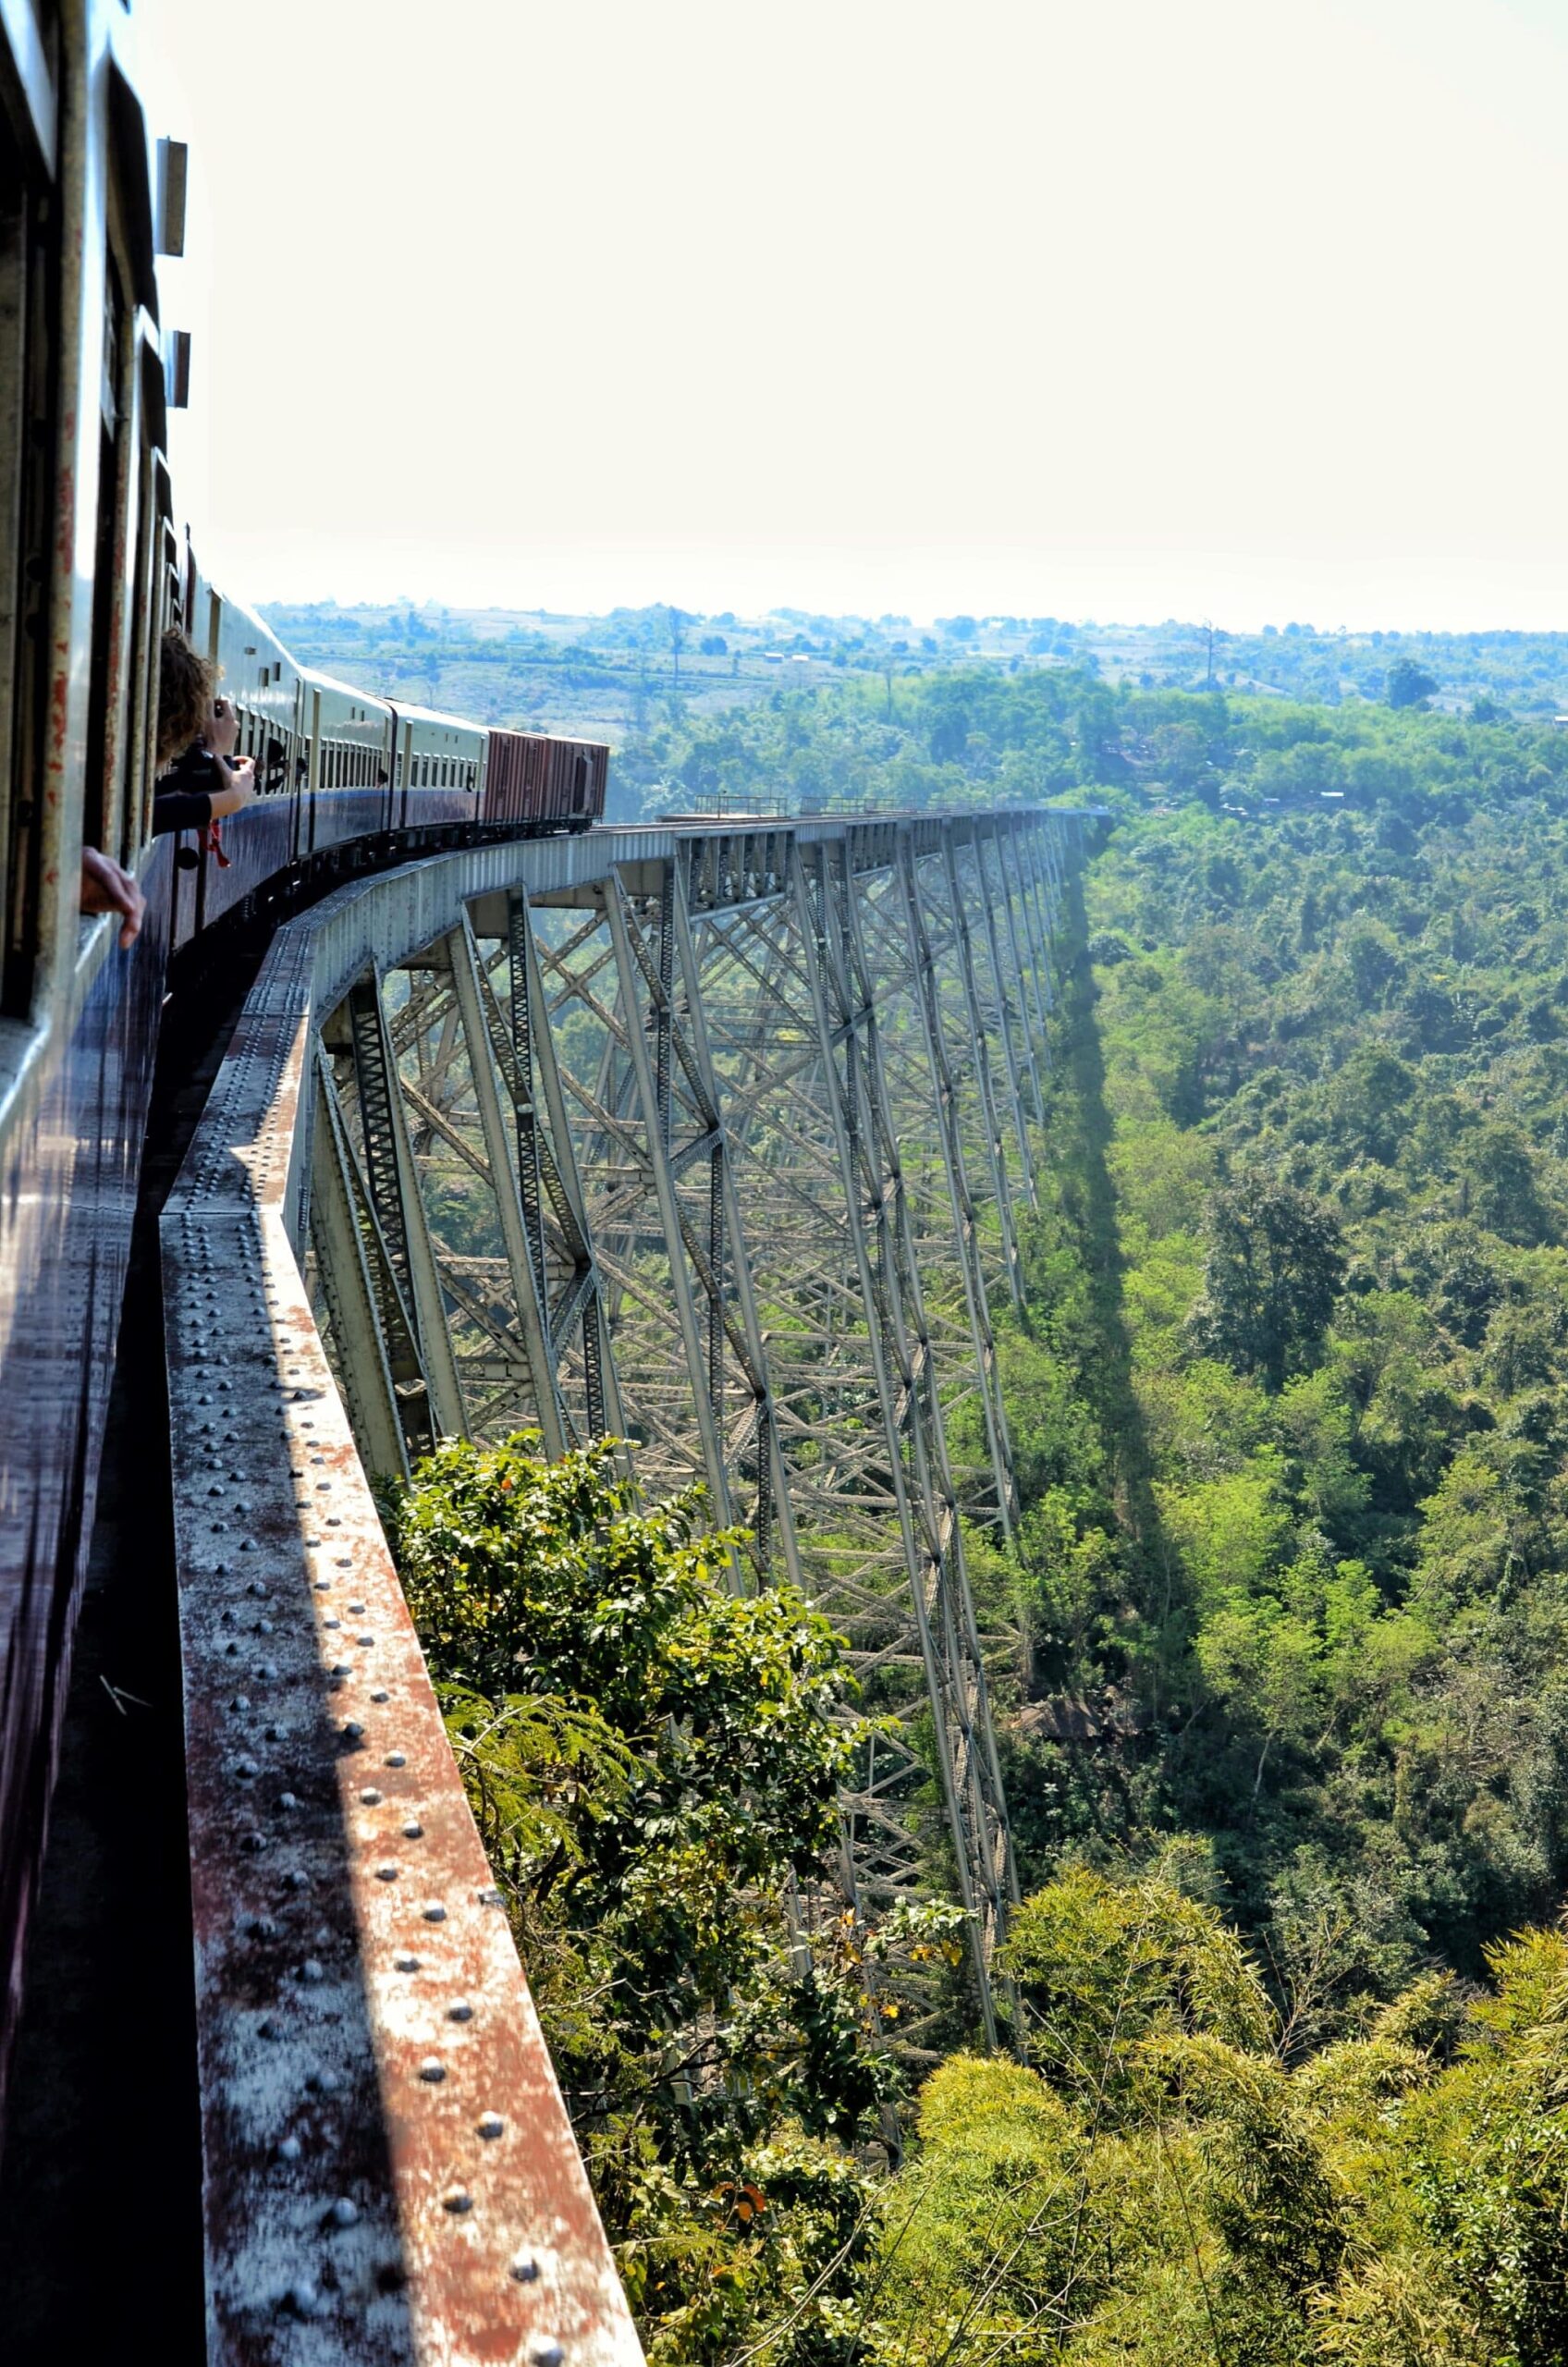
[162,845,646,2366]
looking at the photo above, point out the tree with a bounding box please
[1188,1175,1345,1392]
[386,1434,893,2363]
[1387,656,1438,709]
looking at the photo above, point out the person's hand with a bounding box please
[80,848,145,949]
[207,697,239,758]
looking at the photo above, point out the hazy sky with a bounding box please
[145,0,1568,630]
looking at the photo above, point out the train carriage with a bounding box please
[297,667,396,857]
[388,697,484,830]
[168,570,304,942]
[484,724,608,828]
[0,0,607,2128]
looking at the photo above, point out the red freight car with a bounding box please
[484,728,608,829]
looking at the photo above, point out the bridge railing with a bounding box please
[163,832,649,2364]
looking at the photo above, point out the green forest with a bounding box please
[386,668,1568,2362]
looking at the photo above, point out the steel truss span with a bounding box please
[163,807,1082,2354]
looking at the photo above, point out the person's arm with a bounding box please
[207,754,258,819]
[80,848,144,948]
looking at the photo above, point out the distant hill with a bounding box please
[261,599,1568,755]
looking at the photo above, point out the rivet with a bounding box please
[285,2280,320,2319]
[301,1957,325,1982]
[423,1903,447,1923]
[375,1864,399,1882]
[402,1821,423,1840]
[370,1688,389,1703]
[478,1887,503,1907]
[477,2112,504,2140]
[276,2134,302,2163]
[528,2339,564,2366]
[258,2015,280,2039]
[342,1722,364,1742]
[330,2196,359,2227]
[285,1869,309,1891]
[510,2252,541,2283]
[231,1694,251,1711]
[442,2186,472,2213]
[323,1618,341,1632]
[233,1756,259,1781]
[259,1662,279,1681]
[311,2068,342,2094]
[386,1752,406,1768]
[419,2057,446,2082]
[395,1955,420,1972]
[357,1634,374,1648]
[348,1602,366,1615]
[314,1576,332,1591]
[331,1662,352,1678]
[360,1788,382,1806]
[278,1792,299,1811]
[447,2000,472,2022]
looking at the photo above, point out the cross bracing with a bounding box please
[303,809,1085,2043]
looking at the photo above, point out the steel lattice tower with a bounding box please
[305,808,1077,2041]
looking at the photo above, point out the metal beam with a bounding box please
[447,914,568,1457]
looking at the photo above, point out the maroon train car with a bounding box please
[484,728,607,829]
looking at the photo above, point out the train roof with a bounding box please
[390,700,485,734]
[489,722,612,753]
[296,664,394,714]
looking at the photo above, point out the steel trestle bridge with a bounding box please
[162,805,1085,2361]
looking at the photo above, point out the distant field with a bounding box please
[262,599,1568,759]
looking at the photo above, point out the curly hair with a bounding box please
[157,629,216,767]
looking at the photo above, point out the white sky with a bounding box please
[143,0,1568,632]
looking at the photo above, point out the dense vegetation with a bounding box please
[388,667,1568,2359]
[385,1439,905,2362]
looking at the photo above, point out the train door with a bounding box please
[305,686,321,855]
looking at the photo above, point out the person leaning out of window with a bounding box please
[153,629,260,834]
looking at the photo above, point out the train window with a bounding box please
[0,125,53,1010]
